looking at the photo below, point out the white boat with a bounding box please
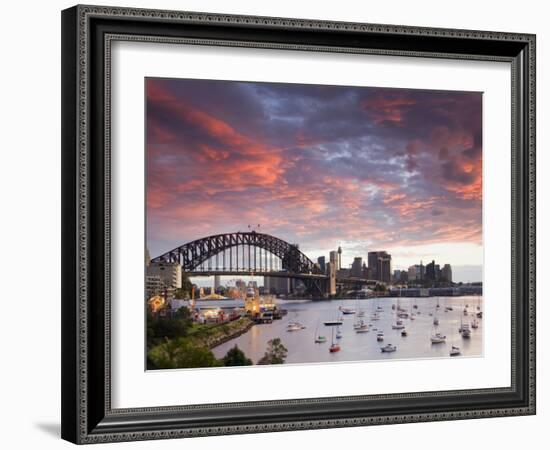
[463,308,468,316]
[287,323,304,332]
[430,332,447,344]
[410,313,416,320]
[315,335,327,343]
[381,344,397,353]
[354,319,366,330]
[371,312,380,321]
[377,331,384,341]
[461,327,472,338]
[397,312,409,319]
[392,323,405,330]
[339,307,356,315]
[471,318,479,329]
[433,317,439,326]
[356,325,369,333]
[450,346,461,356]
[336,329,343,339]
[445,306,453,312]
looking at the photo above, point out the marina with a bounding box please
[210,295,483,364]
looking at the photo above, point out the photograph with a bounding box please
[144,77,484,369]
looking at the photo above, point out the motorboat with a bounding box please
[471,318,479,329]
[397,312,409,319]
[336,329,343,339]
[401,329,408,337]
[377,331,384,341]
[339,307,356,315]
[450,346,461,356]
[381,344,397,353]
[461,327,472,338]
[430,332,447,344]
[433,317,439,326]
[355,324,369,333]
[315,335,327,343]
[287,323,304,332]
[392,323,405,330]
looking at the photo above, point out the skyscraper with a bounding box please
[368,251,392,283]
[442,264,453,283]
[317,256,326,274]
[351,257,363,278]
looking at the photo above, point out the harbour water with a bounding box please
[210,296,483,364]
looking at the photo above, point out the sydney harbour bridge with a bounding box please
[151,231,376,297]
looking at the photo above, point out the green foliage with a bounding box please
[174,274,194,299]
[148,338,221,369]
[257,338,288,365]
[147,307,193,346]
[222,345,252,366]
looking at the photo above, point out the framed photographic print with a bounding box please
[61,5,536,444]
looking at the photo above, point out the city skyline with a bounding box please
[146,78,482,283]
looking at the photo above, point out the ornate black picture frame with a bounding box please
[61,4,536,444]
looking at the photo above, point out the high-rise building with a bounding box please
[317,256,326,274]
[351,257,363,278]
[426,260,436,281]
[147,261,182,289]
[368,251,392,283]
[337,246,342,271]
[441,264,453,283]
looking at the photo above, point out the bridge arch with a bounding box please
[151,231,322,275]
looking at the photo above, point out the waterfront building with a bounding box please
[145,274,163,301]
[147,261,182,289]
[145,247,151,267]
[317,256,326,274]
[442,264,453,283]
[351,257,363,278]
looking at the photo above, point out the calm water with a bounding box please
[210,296,483,365]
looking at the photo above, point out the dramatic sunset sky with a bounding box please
[146,78,483,282]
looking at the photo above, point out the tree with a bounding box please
[148,338,221,369]
[257,338,288,365]
[147,310,193,346]
[174,274,194,299]
[222,345,252,366]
